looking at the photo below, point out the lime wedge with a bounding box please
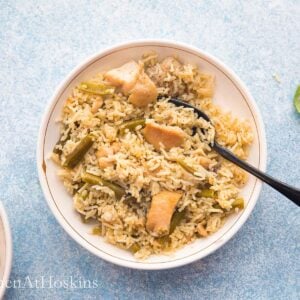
[294,85,300,113]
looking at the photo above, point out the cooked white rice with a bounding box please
[52,53,253,258]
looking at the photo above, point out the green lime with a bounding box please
[294,85,300,113]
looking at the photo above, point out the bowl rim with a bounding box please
[37,39,267,270]
[0,202,12,298]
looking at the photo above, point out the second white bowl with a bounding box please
[0,202,12,298]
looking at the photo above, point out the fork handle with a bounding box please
[213,142,300,206]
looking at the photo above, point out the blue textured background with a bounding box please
[1,0,299,299]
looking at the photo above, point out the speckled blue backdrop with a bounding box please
[0,0,299,299]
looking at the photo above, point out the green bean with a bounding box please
[80,215,87,224]
[53,131,71,155]
[213,203,222,210]
[81,172,126,200]
[75,182,89,194]
[119,119,146,135]
[129,243,141,253]
[78,82,115,95]
[78,194,90,224]
[200,189,216,198]
[232,197,244,209]
[53,142,63,155]
[63,135,94,168]
[81,172,102,185]
[104,181,126,200]
[156,236,171,249]
[176,159,196,174]
[76,191,89,206]
[169,209,186,234]
[92,227,102,236]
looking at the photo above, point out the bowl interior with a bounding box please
[38,42,265,269]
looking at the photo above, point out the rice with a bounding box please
[52,53,253,259]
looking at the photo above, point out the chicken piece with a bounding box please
[146,190,182,237]
[96,147,113,158]
[104,60,140,94]
[91,97,103,113]
[98,157,115,169]
[128,72,158,107]
[105,60,157,107]
[143,122,185,150]
[198,156,211,169]
[96,146,118,169]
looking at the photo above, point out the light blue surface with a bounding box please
[0,0,299,299]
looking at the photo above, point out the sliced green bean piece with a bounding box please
[232,197,244,209]
[80,215,88,224]
[213,203,222,210]
[77,190,88,201]
[53,131,71,155]
[81,172,126,200]
[63,135,94,168]
[169,209,186,234]
[156,236,171,249]
[119,119,146,135]
[92,227,102,236]
[176,159,196,174]
[78,82,115,95]
[129,243,141,253]
[81,172,102,185]
[200,189,216,198]
[53,142,63,155]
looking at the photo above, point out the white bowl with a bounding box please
[37,40,267,270]
[0,202,12,298]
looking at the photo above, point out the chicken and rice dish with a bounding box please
[52,53,253,258]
